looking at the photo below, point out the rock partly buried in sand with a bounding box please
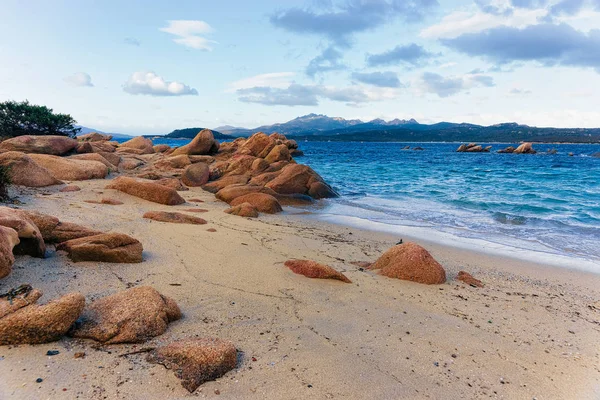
[0,206,46,258]
[0,135,78,156]
[147,338,237,393]
[143,211,207,225]
[224,203,259,218]
[84,198,124,205]
[181,163,210,187]
[171,129,219,156]
[457,271,484,288]
[119,136,154,154]
[0,226,20,279]
[0,291,85,345]
[230,193,283,214]
[285,260,351,283]
[70,286,181,344]
[0,151,63,187]
[513,142,536,154]
[106,176,185,205]
[369,242,446,284]
[28,154,108,181]
[60,184,82,192]
[19,210,102,243]
[56,233,143,263]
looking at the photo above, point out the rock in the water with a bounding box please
[0,206,46,258]
[224,203,259,218]
[70,286,181,344]
[0,135,78,156]
[28,154,108,181]
[56,233,143,263]
[147,338,237,392]
[369,242,446,284]
[513,142,536,154]
[181,163,210,187]
[171,129,218,156]
[0,292,85,345]
[498,146,515,154]
[284,260,351,283]
[106,176,185,205]
[230,193,282,214]
[591,152,600,158]
[0,226,19,279]
[60,185,81,192]
[119,136,154,154]
[457,271,484,287]
[0,151,62,187]
[143,211,207,225]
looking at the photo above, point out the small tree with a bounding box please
[0,100,80,138]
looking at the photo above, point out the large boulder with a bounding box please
[498,146,515,154]
[106,176,185,205]
[143,211,207,225]
[28,154,108,181]
[155,177,188,191]
[20,210,101,243]
[0,226,19,279]
[119,136,154,154]
[0,291,85,345]
[56,233,143,263]
[181,163,210,187]
[224,203,259,218]
[265,164,337,199]
[238,132,275,158]
[170,129,218,156]
[284,260,351,283]
[70,286,181,344]
[0,206,45,258]
[0,135,78,156]
[514,142,536,154]
[68,153,117,169]
[230,193,282,214]
[264,144,291,164]
[216,184,277,203]
[154,155,191,171]
[0,151,62,187]
[202,175,249,194]
[147,338,237,393]
[368,242,446,284]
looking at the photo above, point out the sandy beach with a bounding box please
[1,178,599,400]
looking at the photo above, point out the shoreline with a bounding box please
[2,179,600,399]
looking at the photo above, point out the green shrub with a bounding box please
[0,100,80,138]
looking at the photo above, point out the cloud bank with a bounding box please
[123,71,198,96]
[160,20,216,50]
[64,72,94,87]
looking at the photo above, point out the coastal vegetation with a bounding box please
[0,100,80,138]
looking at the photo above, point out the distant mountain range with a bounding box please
[212,114,600,143]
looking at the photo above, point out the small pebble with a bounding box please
[214,389,220,395]
[36,378,43,383]
[46,350,60,356]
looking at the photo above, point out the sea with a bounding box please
[152,138,600,272]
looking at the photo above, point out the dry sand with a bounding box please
[1,179,600,399]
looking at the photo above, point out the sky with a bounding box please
[1,0,600,135]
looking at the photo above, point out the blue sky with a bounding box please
[1,0,600,134]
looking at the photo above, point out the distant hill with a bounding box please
[164,127,231,139]
[75,125,133,140]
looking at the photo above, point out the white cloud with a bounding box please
[160,20,216,50]
[64,72,94,87]
[122,71,198,96]
[227,72,296,92]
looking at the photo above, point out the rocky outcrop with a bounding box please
[224,203,259,218]
[171,130,219,156]
[28,154,108,180]
[369,242,446,284]
[0,226,19,279]
[143,211,207,225]
[513,142,536,154]
[0,151,62,187]
[0,291,85,345]
[0,206,46,258]
[456,143,491,153]
[230,193,282,214]
[265,164,337,199]
[457,271,484,287]
[238,132,275,158]
[264,144,291,164]
[181,163,210,187]
[56,233,143,263]
[0,135,78,156]
[78,132,112,142]
[147,338,237,393]
[70,286,181,344]
[106,176,185,205]
[119,136,154,154]
[284,260,351,283]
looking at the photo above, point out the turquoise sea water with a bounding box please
[153,138,600,269]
